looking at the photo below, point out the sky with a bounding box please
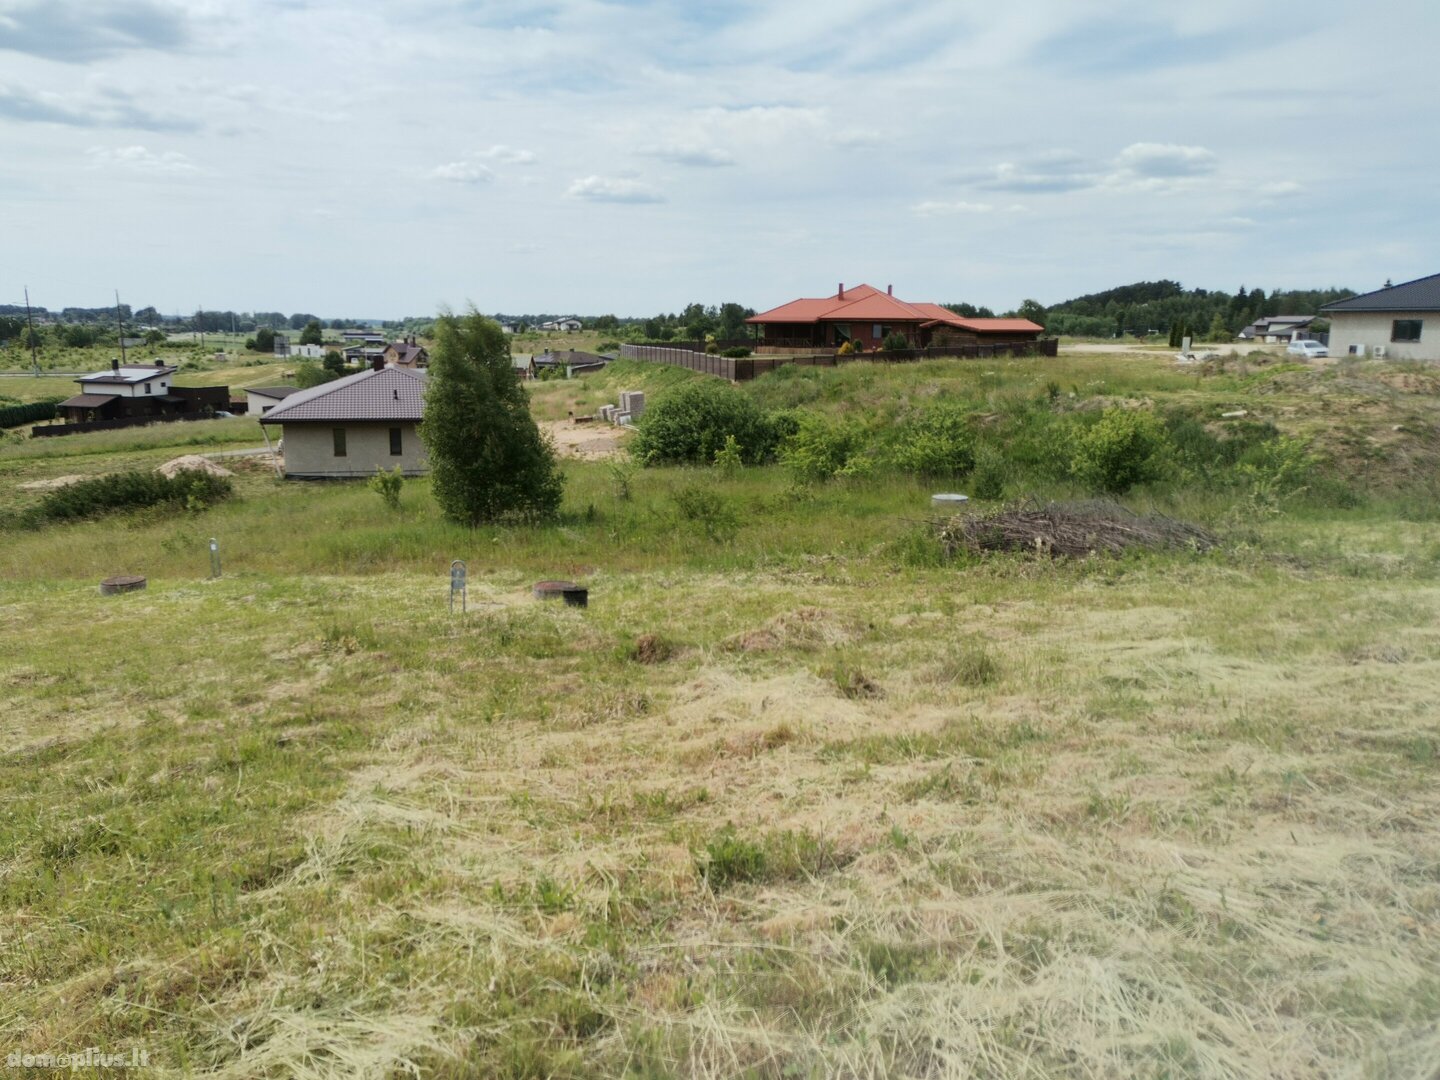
[1,0,1436,319]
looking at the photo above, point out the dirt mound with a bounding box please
[156,455,234,478]
[726,607,861,653]
[938,500,1216,558]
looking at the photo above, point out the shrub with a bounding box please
[721,346,751,358]
[779,412,872,483]
[29,469,232,524]
[596,340,621,353]
[632,379,775,465]
[368,466,404,510]
[1237,435,1316,513]
[605,455,637,500]
[671,483,740,542]
[0,400,60,429]
[881,331,911,352]
[970,443,1007,500]
[886,407,976,477]
[712,433,744,479]
[1069,408,1172,493]
[294,361,339,389]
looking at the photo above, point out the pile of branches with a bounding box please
[937,499,1217,558]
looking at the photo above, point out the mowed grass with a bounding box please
[2,351,1440,1077]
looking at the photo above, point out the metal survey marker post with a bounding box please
[209,537,221,579]
[450,559,467,613]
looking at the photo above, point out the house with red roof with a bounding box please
[746,283,1044,353]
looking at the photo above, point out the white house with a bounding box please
[259,367,429,479]
[244,385,300,415]
[1237,315,1315,343]
[540,317,583,332]
[1321,274,1440,360]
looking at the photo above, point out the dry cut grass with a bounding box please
[3,549,1439,1078]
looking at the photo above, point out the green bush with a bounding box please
[721,346,751,358]
[671,483,740,542]
[779,412,872,483]
[0,400,60,429]
[368,466,404,510]
[970,443,1007,500]
[881,331,911,352]
[1069,408,1172,493]
[885,407,976,477]
[632,379,776,465]
[28,469,233,525]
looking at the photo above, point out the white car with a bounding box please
[1286,340,1328,359]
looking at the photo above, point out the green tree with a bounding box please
[253,327,276,353]
[299,320,324,346]
[421,309,564,524]
[1205,313,1229,342]
[322,349,345,375]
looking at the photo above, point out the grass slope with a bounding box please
[2,351,1439,1078]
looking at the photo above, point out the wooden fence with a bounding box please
[31,413,220,438]
[620,338,1057,382]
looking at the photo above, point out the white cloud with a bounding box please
[566,175,665,204]
[1114,142,1217,178]
[1258,180,1303,198]
[85,144,198,173]
[914,200,994,215]
[427,160,497,185]
[478,144,537,165]
[641,143,735,167]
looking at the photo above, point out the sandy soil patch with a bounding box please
[543,418,628,459]
[17,474,87,491]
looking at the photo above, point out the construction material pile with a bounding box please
[937,499,1217,558]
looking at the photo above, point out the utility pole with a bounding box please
[196,306,204,351]
[23,286,39,376]
[115,289,127,364]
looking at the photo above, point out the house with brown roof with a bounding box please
[383,337,429,369]
[259,366,428,478]
[746,283,1044,353]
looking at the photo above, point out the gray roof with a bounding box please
[1322,273,1440,313]
[259,367,428,424]
[246,385,300,400]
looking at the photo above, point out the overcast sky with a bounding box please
[1,0,1435,319]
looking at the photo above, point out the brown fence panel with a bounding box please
[621,340,1057,381]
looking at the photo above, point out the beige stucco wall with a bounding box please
[278,422,428,478]
[1327,311,1436,360]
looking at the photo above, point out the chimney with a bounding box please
[371,355,384,371]
[111,358,120,373]
[838,282,845,299]
[887,284,893,296]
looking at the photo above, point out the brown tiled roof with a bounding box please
[60,393,119,408]
[259,367,427,424]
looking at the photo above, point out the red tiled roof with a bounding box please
[747,287,1045,335]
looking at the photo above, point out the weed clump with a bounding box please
[25,468,233,524]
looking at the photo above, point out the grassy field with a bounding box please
[2,351,1439,1078]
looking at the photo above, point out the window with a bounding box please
[389,427,403,456]
[1392,319,1423,342]
[333,428,347,457]
[873,323,883,339]
[144,383,151,394]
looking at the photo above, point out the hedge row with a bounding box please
[0,400,59,428]
[28,469,233,525]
